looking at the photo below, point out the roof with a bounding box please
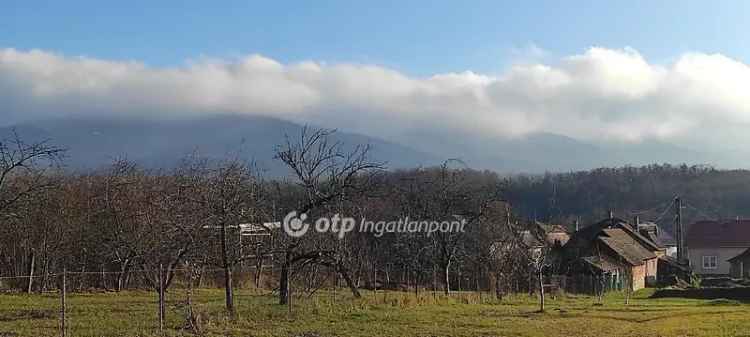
[728,248,750,263]
[520,230,545,248]
[686,220,750,249]
[239,222,281,235]
[536,221,568,234]
[637,222,677,248]
[581,255,623,272]
[598,228,657,266]
[566,217,661,252]
[658,255,691,273]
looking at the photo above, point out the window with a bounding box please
[702,256,718,270]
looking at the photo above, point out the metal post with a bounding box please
[60,268,66,337]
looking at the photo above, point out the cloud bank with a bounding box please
[2,47,750,153]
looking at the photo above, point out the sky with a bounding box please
[3,1,750,158]
[4,1,750,75]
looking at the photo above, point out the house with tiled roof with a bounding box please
[686,220,750,275]
[564,217,662,290]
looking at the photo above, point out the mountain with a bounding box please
[0,115,441,175]
[400,130,720,173]
[0,114,728,174]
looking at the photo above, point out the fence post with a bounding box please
[60,268,66,337]
[158,264,165,332]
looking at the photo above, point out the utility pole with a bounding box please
[675,197,684,263]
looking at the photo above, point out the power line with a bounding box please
[682,200,720,220]
[627,200,673,217]
[652,198,676,223]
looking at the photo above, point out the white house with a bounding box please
[686,220,750,275]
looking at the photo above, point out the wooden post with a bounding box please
[60,268,66,337]
[158,264,165,332]
[432,265,437,300]
[287,263,293,315]
[27,250,35,294]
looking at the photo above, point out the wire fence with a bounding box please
[0,267,611,337]
[0,266,281,337]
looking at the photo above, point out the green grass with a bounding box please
[1,288,749,337]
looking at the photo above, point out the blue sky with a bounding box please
[3,0,749,75]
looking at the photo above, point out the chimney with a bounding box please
[574,219,580,232]
[609,210,614,220]
[634,215,640,227]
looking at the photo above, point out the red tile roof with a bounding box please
[686,220,750,249]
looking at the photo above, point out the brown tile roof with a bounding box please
[566,217,660,252]
[686,220,750,249]
[598,228,657,266]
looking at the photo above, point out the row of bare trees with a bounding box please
[0,127,549,314]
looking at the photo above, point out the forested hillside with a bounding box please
[504,164,750,232]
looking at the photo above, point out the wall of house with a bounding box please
[729,261,744,279]
[644,257,658,286]
[631,264,646,291]
[687,247,747,275]
[729,257,750,279]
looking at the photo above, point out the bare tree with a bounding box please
[523,224,552,312]
[0,129,65,214]
[196,157,265,316]
[0,130,64,293]
[273,126,384,305]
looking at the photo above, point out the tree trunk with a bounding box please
[413,269,419,299]
[337,265,361,298]
[495,273,503,301]
[254,249,264,288]
[117,260,130,292]
[279,258,290,305]
[538,269,545,312]
[223,266,234,314]
[220,222,235,316]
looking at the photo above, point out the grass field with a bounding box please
[1,288,749,337]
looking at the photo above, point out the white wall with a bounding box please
[665,246,677,257]
[687,247,747,275]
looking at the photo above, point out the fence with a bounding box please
[0,266,279,337]
[548,274,626,295]
[0,268,625,336]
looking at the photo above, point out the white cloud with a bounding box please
[2,47,750,153]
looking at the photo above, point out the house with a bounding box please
[728,248,750,279]
[636,222,677,257]
[536,222,571,247]
[564,217,662,290]
[686,220,750,275]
